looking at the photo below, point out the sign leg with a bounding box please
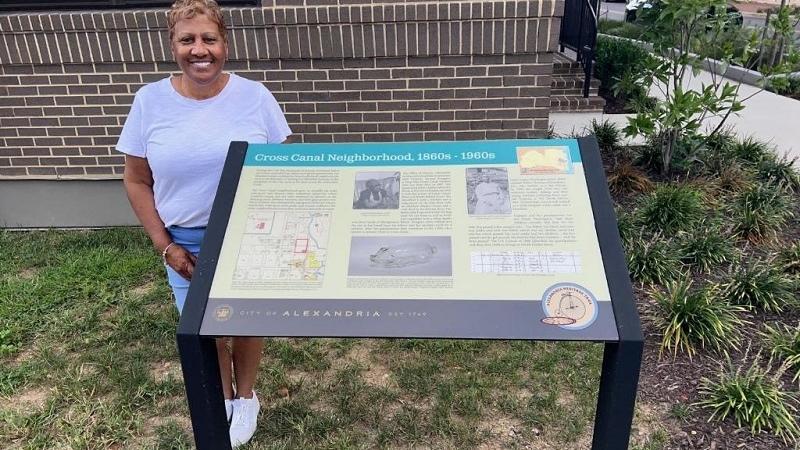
[176,333,231,450]
[591,341,644,450]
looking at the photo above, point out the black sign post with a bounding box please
[177,137,643,450]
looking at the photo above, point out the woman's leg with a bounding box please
[167,227,236,400]
[231,337,264,398]
[216,338,234,399]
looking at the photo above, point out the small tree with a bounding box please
[622,0,799,175]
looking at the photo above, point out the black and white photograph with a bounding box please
[347,236,453,277]
[352,171,401,209]
[466,167,512,215]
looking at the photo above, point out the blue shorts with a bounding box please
[165,226,206,314]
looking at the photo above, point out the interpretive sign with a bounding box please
[199,139,617,340]
[177,138,643,450]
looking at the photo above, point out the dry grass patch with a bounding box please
[149,360,181,383]
[0,386,50,414]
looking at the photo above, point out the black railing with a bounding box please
[559,0,601,97]
[0,0,259,12]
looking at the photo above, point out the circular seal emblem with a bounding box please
[541,283,598,330]
[214,304,233,322]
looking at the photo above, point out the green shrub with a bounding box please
[655,279,746,358]
[763,323,800,382]
[626,237,683,285]
[697,355,800,442]
[721,261,797,312]
[639,184,706,233]
[594,36,651,102]
[678,226,739,273]
[636,136,707,175]
[767,76,800,98]
[732,183,793,241]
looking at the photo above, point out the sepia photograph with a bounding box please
[352,171,401,209]
[465,167,512,215]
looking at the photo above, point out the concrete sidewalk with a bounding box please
[550,69,800,164]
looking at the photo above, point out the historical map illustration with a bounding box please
[232,211,331,285]
[516,146,573,174]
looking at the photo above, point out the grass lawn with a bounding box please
[0,228,669,449]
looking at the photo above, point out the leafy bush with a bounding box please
[621,0,799,176]
[639,184,706,233]
[655,279,746,358]
[607,162,653,196]
[678,226,739,273]
[767,75,800,99]
[697,355,800,442]
[594,36,651,105]
[636,135,707,175]
[763,323,800,382]
[627,237,683,285]
[732,183,793,241]
[721,261,797,312]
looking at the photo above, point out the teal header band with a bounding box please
[244,139,581,167]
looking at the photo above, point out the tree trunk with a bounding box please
[661,129,677,176]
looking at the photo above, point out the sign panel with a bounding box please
[199,139,619,340]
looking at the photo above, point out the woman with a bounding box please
[116,1,291,447]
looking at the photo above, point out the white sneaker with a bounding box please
[225,399,233,422]
[229,391,260,448]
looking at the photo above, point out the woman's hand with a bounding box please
[164,244,197,280]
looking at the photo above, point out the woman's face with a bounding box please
[170,14,227,87]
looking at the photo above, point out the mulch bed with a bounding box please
[600,89,635,115]
[605,154,800,449]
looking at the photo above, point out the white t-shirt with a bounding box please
[116,73,291,228]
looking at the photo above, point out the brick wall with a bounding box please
[0,1,562,179]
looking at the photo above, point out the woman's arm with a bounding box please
[123,155,196,280]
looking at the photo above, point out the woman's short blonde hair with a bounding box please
[167,0,227,42]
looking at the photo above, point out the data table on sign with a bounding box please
[469,251,582,274]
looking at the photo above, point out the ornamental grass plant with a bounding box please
[733,137,774,166]
[590,119,623,154]
[732,183,794,242]
[626,236,684,286]
[756,155,800,193]
[607,162,653,196]
[678,225,739,273]
[639,184,706,234]
[655,279,746,358]
[777,241,800,276]
[763,323,800,382]
[697,353,800,443]
[720,261,797,312]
